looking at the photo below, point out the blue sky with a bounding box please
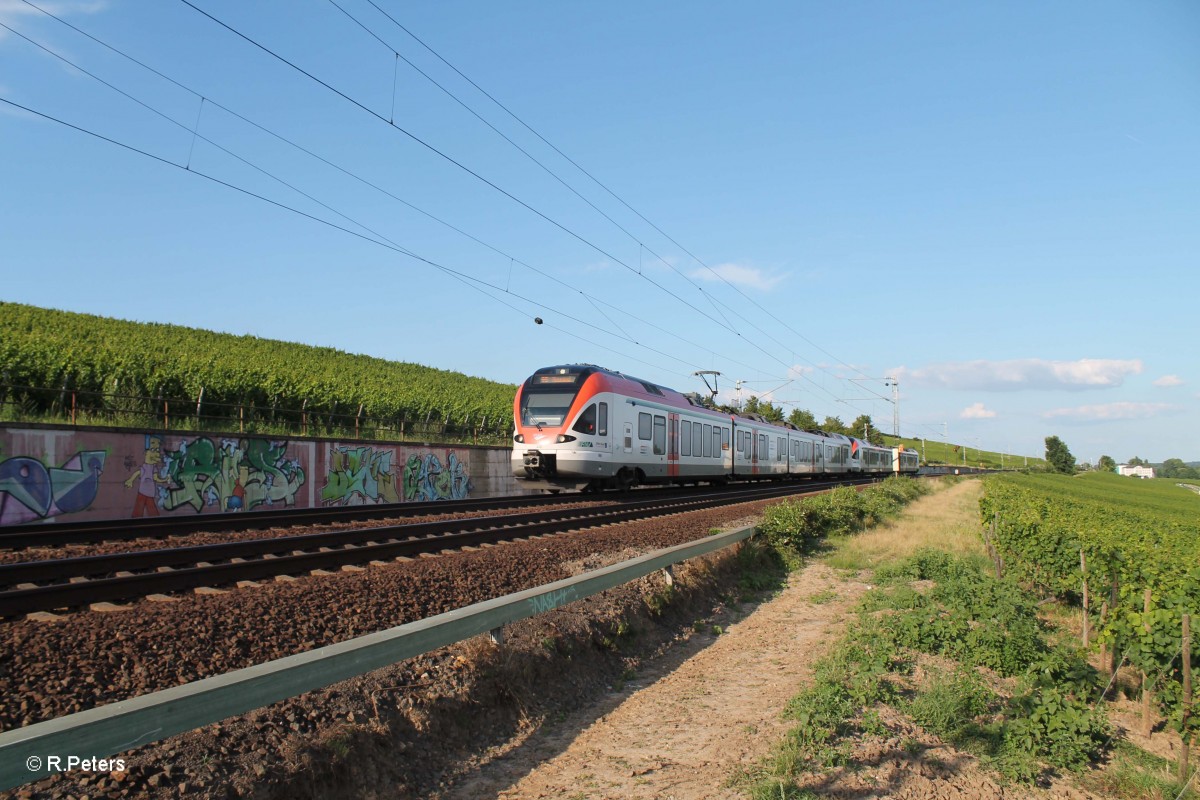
[2,1,1197,464]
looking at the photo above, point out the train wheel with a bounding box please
[617,468,637,492]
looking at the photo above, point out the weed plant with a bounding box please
[747,550,1111,795]
[759,477,932,560]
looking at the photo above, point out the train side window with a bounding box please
[701,424,710,457]
[571,404,597,435]
[638,412,652,440]
[681,420,691,456]
[653,415,666,455]
[721,428,730,451]
[598,402,608,436]
[712,427,720,458]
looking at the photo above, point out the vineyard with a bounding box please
[0,302,518,442]
[980,472,1200,767]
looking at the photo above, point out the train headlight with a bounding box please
[514,434,524,443]
[556,434,576,443]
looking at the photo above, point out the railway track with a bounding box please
[0,478,872,618]
[0,490,616,550]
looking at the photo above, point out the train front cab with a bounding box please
[512,367,619,489]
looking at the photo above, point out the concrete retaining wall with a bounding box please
[0,423,527,526]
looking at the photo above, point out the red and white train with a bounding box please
[512,364,920,492]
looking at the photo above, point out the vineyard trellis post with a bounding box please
[1110,576,1120,678]
[1181,612,1193,782]
[1081,549,1090,649]
[1144,587,1154,737]
[1099,599,1109,681]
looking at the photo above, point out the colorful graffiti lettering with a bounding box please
[402,451,472,501]
[154,437,305,513]
[0,450,107,525]
[321,446,399,506]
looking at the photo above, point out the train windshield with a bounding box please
[519,388,578,427]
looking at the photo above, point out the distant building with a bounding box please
[1118,464,1155,479]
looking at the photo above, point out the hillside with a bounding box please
[0,302,517,440]
[879,433,1045,470]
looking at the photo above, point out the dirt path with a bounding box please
[444,480,1116,800]
[452,560,870,799]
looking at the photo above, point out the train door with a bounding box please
[667,413,679,479]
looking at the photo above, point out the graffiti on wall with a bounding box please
[321,446,400,506]
[0,450,107,524]
[402,451,472,502]
[123,435,306,515]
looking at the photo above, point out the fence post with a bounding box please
[1182,613,1193,782]
[239,405,245,434]
[1081,549,1089,648]
[1110,576,1120,677]
[1143,587,1154,737]
[356,404,363,439]
[195,386,204,426]
[1099,600,1109,681]
[71,391,76,426]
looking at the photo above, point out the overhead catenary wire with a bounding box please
[175,0,886,405]
[11,0,773,384]
[12,1,885,422]
[0,95,701,379]
[176,0,793,366]
[363,0,890,399]
[325,0,870,393]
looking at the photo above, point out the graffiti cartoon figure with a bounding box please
[227,464,249,511]
[124,435,167,517]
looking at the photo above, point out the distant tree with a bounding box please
[1079,461,1093,472]
[849,414,885,445]
[822,415,847,435]
[1045,435,1077,474]
[1128,456,1148,466]
[1160,458,1200,479]
[788,408,818,430]
[1097,455,1117,473]
[742,395,784,423]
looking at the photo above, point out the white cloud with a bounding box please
[0,1,106,39]
[1042,402,1177,421]
[960,402,996,419]
[786,364,815,379]
[689,262,784,291]
[1153,375,1184,388]
[891,358,1143,392]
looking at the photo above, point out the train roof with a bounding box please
[525,364,729,418]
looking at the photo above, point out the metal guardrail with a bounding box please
[0,524,758,790]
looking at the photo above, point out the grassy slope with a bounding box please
[879,433,1046,470]
[744,480,1190,800]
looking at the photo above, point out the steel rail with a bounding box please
[0,478,868,617]
[0,489,618,550]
